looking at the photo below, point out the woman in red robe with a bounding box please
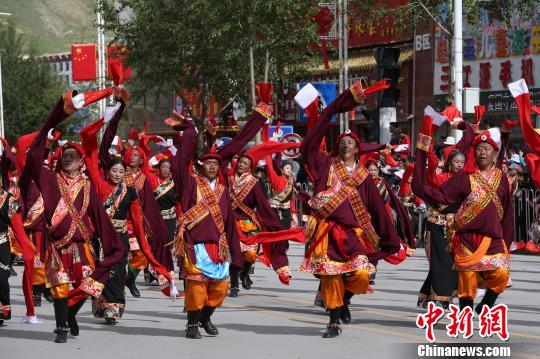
[79,101,173,324]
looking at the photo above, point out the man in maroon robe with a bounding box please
[299,82,401,338]
[412,115,513,312]
[169,103,272,339]
[26,89,124,343]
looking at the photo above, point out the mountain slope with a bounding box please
[0,0,98,54]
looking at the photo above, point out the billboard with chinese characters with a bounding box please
[333,0,410,48]
[433,7,540,112]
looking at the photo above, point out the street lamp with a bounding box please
[0,12,12,138]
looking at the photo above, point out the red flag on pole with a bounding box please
[71,44,97,81]
[107,44,132,83]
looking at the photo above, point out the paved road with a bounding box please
[1,244,539,359]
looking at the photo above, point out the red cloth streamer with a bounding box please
[242,227,306,246]
[305,98,319,130]
[14,132,38,175]
[419,115,433,137]
[441,104,462,123]
[384,243,408,265]
[363,79,391,96]
[256,83,273,104]
[474,105,486,125]
[245,141,300,165]
[10,212,36,316]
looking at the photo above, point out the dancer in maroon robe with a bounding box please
[26,89,125,343]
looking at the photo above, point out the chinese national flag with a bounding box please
[71,44,97,81]
[107,44,132,83]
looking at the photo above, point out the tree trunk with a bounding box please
[249,45,256,106]
[264,48,270,83]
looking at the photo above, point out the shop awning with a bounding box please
[307,42,413,76]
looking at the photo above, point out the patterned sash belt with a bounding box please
[0,231,7,245]
[111,219,128,234]
[269,199,290,210]
[427,213,455,227]
[160,207,177,220]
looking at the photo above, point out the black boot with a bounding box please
[33,285,44,307]
[185,310,202,339]
[340,291,354,324]
[475,289,500,314]
[200,306,218,336]
[53,298,68,343]
[229,286,239,297]
[459,297,474,310]
[68,297,86,336]
[125,269,141,298]
[33,294,42,307]
[323,308,342,338]
[229,267,240,297]
[239,261,252,290]
[43,287,54,303]
[54,327,68,343]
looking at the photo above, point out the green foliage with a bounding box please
[101,0,319,120]
[0,22,65,142]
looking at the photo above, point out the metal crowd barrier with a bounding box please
[513,188,540,242]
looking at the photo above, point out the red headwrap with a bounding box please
[124,145,148,172]
[463,130,499,173]
[199,150,223,162]
[360,152,379,168]
[330,129,362,157]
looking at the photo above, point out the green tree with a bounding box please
[101,0,319,123]
[0,22,65,142]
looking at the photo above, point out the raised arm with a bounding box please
[26,98,68,197]
[171,121,197,208]
[300,84,364,181]
[455,120,475,155]
[412,138,466,206]
[412,115,467,206]
[217,105,271,165]
[359,143,386,155]
[98,101,125,169]
[265,155,288,192]
[80,118,110,200]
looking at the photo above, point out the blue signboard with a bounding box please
[297,83,337,122]
[269,125,293,141]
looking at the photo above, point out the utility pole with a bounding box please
[337,0,344,134]
[343,0,349,130]
[0,12,12,138]
[453,0,463,111]
[97,0,106,119]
